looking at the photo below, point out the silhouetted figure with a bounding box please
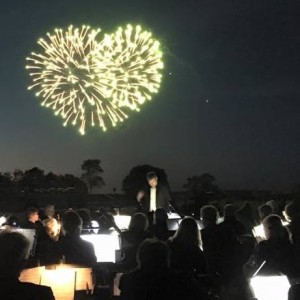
[153,208,170,241]
[285,202,300,277]
[119,238,207,300]
[121,213,153,270]
[0,231,55,300]
[58,211,96,267]
[76,209,92,230]
[219,204,246,236]
[200,205,222,297]
[40,204,56,221]
[35,217,61,266]
[237,202,255,234]
[249,214,293,277]
[258,203,273,222]
[285,202,300,246]
[168,217,206,276]
[266,199,280,215]
[21,207,42,231]
[218,204,250,300]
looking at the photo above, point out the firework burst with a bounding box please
[26,24,164,134]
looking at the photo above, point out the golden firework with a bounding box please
[26,24,163,134]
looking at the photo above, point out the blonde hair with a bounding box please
[43,218,60,241]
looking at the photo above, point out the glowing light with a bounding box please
[250,276,290,300]
[81,232,120,262]
[113,215,131,230]
[26,24,164,134]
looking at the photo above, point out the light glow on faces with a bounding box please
[26,24,164,135]
[250,276,290,300]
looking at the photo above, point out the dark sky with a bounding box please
[0,0,299,192]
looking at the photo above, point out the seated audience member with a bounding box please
[153,208,170,241]
[40,204,56,221]
[168,217,206,276]
[237,202,255,234]
[76,209,92,230]
[21,207,41,230]
[247,214,293,277]
[284,202,300,277]
[35,217,61,266]
[266,199,280,214]
[119,238,207,300]
[200,205,220,273]
[219,204,246,236]
[258,203,273,223]
[0,231,55,300]
[218,205,251,300]
[58,211,96,267]
[121,213,153,269]
[285,202,300,245]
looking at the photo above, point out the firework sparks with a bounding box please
[94,24,164,111]
[26,24,164,135]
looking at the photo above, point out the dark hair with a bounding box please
[171,217,200,246]
[0,231,29,277]
[263,214,289,241]
[62,211,83,236]
[146,171,158,181]
[200,205,218,225]
[258,204,273,221]
[137,238,170,270]
[27,207,38,217]
[129,213,149,231]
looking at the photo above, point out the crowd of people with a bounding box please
[0,196,300,299]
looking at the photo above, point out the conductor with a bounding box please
[137,171,172,213]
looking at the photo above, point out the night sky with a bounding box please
[0,0,299,192]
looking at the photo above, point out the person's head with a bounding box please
[258,204,273,222]
[200,205,218,227]
[172,216,200,246]
[263,214,287,240]
[0,231,29,278]
[266,200,278,214]
[129,212,149,231]
[147,171,158,188]
[62,210,83,236]
[44,204,55,219]
[284,202,300,222]
[76,209,91,228]
[137,238,170,271]
[27,207,39,223]
[43,217,60,240]
[223,204,236,220]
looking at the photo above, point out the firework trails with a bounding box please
[26,25,164,134]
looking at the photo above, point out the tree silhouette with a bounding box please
[122,164,170,202]
[19,167,45,192]
[81,159,105,194]
[0,172,13,188]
